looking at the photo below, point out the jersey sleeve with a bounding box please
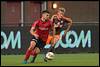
[32,20,39,27]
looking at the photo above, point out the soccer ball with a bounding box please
[46,52,55,60]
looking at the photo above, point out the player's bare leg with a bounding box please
[44,35,60,62]
[22,41,36,64]
[30,47,40,63]
[48,35,60,52]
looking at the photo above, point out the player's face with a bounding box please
[42,13,50,20]
[57,11,64,17]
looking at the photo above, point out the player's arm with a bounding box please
[62,16,72,35]
[30,21,39,38]
[30,27,35,35]
[51,15,57,22]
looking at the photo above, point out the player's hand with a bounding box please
[61,15,65,19]
[53,15,58,18]
[53,15,60,20]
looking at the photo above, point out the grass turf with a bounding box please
[1,53,99,66]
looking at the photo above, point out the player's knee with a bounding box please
[28,41,36,50]
[35,48,40,54]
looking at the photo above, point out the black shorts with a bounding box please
[31,36,46,50]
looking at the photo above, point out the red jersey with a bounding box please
[32,19,52,42]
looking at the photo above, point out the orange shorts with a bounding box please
[46,34,60,45]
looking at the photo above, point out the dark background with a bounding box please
[1,23,99,55]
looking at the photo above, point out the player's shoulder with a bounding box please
[32,19,40,26]
[33,19,41,24]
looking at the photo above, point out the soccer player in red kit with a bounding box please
[22,10,52,64]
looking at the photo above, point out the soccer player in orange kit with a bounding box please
[44,8,72,62]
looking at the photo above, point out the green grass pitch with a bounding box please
[1,53,99,66]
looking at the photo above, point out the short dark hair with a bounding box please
[41,10,50,14]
